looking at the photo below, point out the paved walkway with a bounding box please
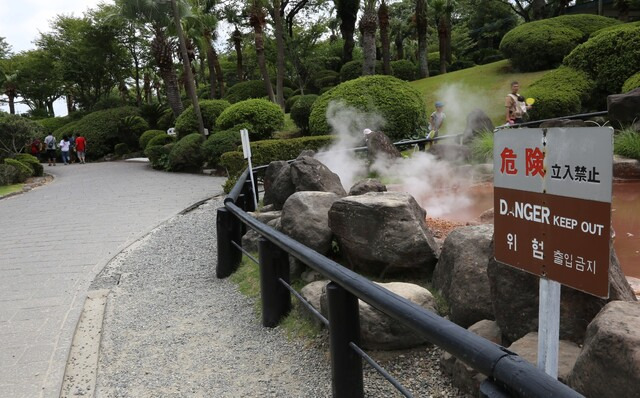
[0,161,224,398]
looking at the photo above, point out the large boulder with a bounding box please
[290,156,347,196]
[365,130,401,163]
[508,332,581,383]
[463,109,494,144]
[607,88,640,124]
[263,160,288,203]
[242,211,282,252]
[567,301,640,398]
[613,155,640,180]
[487,240,637,344]
[263,163,295,210]
[432,225,494,327]
[281,192,340,255]
[320,282,438,350]
[348,178,387,196]
[299,280,329,327]
[328,192,439,276]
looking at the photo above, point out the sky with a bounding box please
[0,0,105,115]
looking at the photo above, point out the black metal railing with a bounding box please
[216,134,585,398]
[496,111,608,129]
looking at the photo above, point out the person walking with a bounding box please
[69,134,77,163]
[75,134,87,164]
[59,135,71,165]
[505,81,531,125]
[44,132,57,166]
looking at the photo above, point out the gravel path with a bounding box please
[94,198,465,397]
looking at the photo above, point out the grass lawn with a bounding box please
[0,183,23,197]
[410,60,551,133]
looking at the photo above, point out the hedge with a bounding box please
[391,60,416,81]
[145,143,173,170]
[224,80,268,103]
[286,95,301,113]
[526,67,595,120]
[0,163,18,186]
[174,99,231,139]
[147,133,175,148]
[167,133,205,172]
[53,106,140,159]
[340,60,363,82]
[290,95,318,134]
[201,125,248,168]
[622,72,640,93]
[139,130,166,150]
[500,15,619,72]
[564,24,640,95]
[308,75,427,141]
[15,154,43,177]
[216,99,284,141]
[4,159,32,182]
[37,116,74,135]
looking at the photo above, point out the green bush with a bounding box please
[565,24,640,95]
[614,128,640,160]
[216,99,285,140]
[139,103,168,129]
[145,143,173,170]
[37,116,74,135]
[219,151,247,177]
[312,70,340,90]
[53,106,140,159]
[15,154,43,177]
[308,75,427,141]
[224,80,268,103]
[246,135,335,166]
[157,110,176,131]
[391,60,416,81]
[471,48,503,65]
[167,133,205,172]
[286,95,301,113]
[470,130,494,162]
[0,163,18,185]
[622,72,640,93]
[147,133,175,148]
[202,128,242,168]
[114,143,130,156]
[590,21,640,37]
[0,114,45,159]
[139,130,166,150]
[282,87,294,100]
[340,60,363,82]
[4,159,32,182]
[526,67,595,120]
[117,115,149,150]
[290,95,318,134]
[174,99,231,139]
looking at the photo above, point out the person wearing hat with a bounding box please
[427,101,446,146]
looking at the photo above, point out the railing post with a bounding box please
[258,237,291,327]
[479,379,511,398]
[244,179,256,212]
[327,282,363,398]
[216,206,242,278]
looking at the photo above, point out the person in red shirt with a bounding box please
[75,134,87,164]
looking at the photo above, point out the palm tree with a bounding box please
[378,0,391,75]
[118,0,184,117]
[249,0,275,103]
[335,0,361,63]
[360,0,378,75]
[232,27,244,81]
[269,0,286,109]
[1,72,18,114]
[416,0,429,78]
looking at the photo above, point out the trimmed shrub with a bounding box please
[391,60,416,81]
[202,128,242,168]
[216,99,285,140]
[623,72,640,93]
[614,129,640,160]
[145,144,173,170]
[174,99,231,139]
[53,106,140,159]
[449,59,475,72]
[591,20,640,37]
[500,15,619,72]
[15,154,43,177]
[526,67,595,120]
[471,48,503,65]
[147,133,175,148]
[286,95,301,113]
[308,75,427,141]
[37,116,74,135]
[139,130,166,150]
[117,116,149,150]
[0,163,18,185]
[565,24,640,95]
[219,151,247,178]
[114,143,130,156]
[4,159,32,182]
[167,133,205,172]
[282,87,294,100]
[157,110,176,131]
[340,60,363,82]
[224,80,268,103]
[312,70,340,90]
[247,135,334,166]
[290,95,318,134]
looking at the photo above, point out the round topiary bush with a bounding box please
[391,60,416,81]
[37,116,74,135]
[308,75,427,141]
[157,110,176,131]
[167,133,205,172]
[622,72,640,93]
[564,24,640,95]
[216,99,285,140]
[15,154,43,177]
[290,95,319,135]
[174,99,231,139]
[114,143,130,156]
[526,67,595,120]
[4,158,32,182]
[224,80,268,103]
[139,130,166,150]
[201,128,243,168]
[340,60,363,82]
[286,95,301,113]
[0,163,18,185]
[145,143,173,170]
[146,133,175,148]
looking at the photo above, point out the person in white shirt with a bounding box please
[59,135,71,165]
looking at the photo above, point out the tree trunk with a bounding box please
[171,0,204,135]
[416,0,429,78]
[250,4,275,103]
[445,10,452,64]
[336,0,360,63]
[378,1,391,75]
[46,101,54,116]
[152,27,183,116]
[395,32,404,60]
[233,27,244,81]
[66,94,74,114]
[7,92,15,115]
[213,48,224,98]
[143,73,151,104]
[274,0,286,110]
[438,16,447,74]
[360,2,378,76]
[204,31,218,99]
[532,0,546,20]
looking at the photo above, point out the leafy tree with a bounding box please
[12,50,63,115]
[335,0,361,63]
[248,0,276,102]
[416,0,429,78]
[389,0,414,60]
[0,114,44,157]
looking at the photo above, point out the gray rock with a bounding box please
[613,155,640,180]
[463,109,494,144]
[264,163,295,210]
[266,217,281,231]
[320,282,438,350]
[290,156,347,197]
[263,161,288,199]
[427,144,471,163]
[539,119,590,128]
[281,191,340,255]
[297,149,315,159]
[299,280,329,327]
[348,178,387,196]
[607,88,640,124]
[432,225,494,327]
[366,131,402,163]
[567,301,640,398]
[477,208,494,224]
[329,192,439,276]
[508,332,581,383]
[468,319,502,345]
[487,240,637,344]
[241,229,260,253]
[249,211,282,224]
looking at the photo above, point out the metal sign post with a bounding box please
[240,129,259,210]
[494,127,613,378]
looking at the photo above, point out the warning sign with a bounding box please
[493,127,613,298]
